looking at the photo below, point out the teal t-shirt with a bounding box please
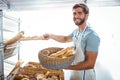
[70,26,100,53]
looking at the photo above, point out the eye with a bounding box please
[73,12,76,15]
[78,12,82,15]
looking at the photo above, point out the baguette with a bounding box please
[20,36,45,41]
[49,46,74,58]
[7,59,24,77]
[62,50,74,58]
[49,48,66,57]
[4,31,24,46]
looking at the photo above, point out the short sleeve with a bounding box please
[69,29,78,38]
[86,33,100,52]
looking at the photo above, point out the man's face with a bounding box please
[73,7,87,26]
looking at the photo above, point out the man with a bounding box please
[43,3,100,80]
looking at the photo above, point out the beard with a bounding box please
[74,16,86,26]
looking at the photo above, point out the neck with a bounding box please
[78,22,87,31]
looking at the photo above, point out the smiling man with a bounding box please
[42,3,100,80]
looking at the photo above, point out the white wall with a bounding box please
[7,5,120,80]
[89,6,120,80]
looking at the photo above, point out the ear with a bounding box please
[86,13,89,17]
[86,13,89,20]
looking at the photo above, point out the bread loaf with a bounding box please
[4,31,24,45]
[49,46,74,58]
[20,35,45,41]
[13,62,64,80]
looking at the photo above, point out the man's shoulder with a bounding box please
[85,27,100,39]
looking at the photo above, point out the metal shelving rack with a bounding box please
[0,10,20,80]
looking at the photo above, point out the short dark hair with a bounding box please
[73,3,89,14]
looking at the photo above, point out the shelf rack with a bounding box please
[0,10,20,80]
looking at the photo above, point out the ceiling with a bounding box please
[0,0,120,11]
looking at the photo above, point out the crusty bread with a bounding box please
[13,62,64,80]
[7,59,24,77]
[4,31,24,45]
[20,35,45,41]
[49,46,74,58]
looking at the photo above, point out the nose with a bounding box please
[74,13,80,18]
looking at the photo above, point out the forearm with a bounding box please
[49,34,72,43]
[66,61,95,70]
[66,51,98,70]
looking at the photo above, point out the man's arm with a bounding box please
[43,33,72,43]
[65,51,98,70]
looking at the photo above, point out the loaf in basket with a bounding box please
[38,47,75,69]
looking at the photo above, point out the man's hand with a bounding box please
[43,34,51,40]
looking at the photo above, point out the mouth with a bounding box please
[74,18,81,23]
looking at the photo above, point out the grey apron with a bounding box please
[64,26,96,80]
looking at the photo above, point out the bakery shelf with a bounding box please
[0,10,20,80]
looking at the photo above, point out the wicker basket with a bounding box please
[38,47,75,69]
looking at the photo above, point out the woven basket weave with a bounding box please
[38,47,75,69]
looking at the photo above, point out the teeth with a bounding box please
[75,19,80,22]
